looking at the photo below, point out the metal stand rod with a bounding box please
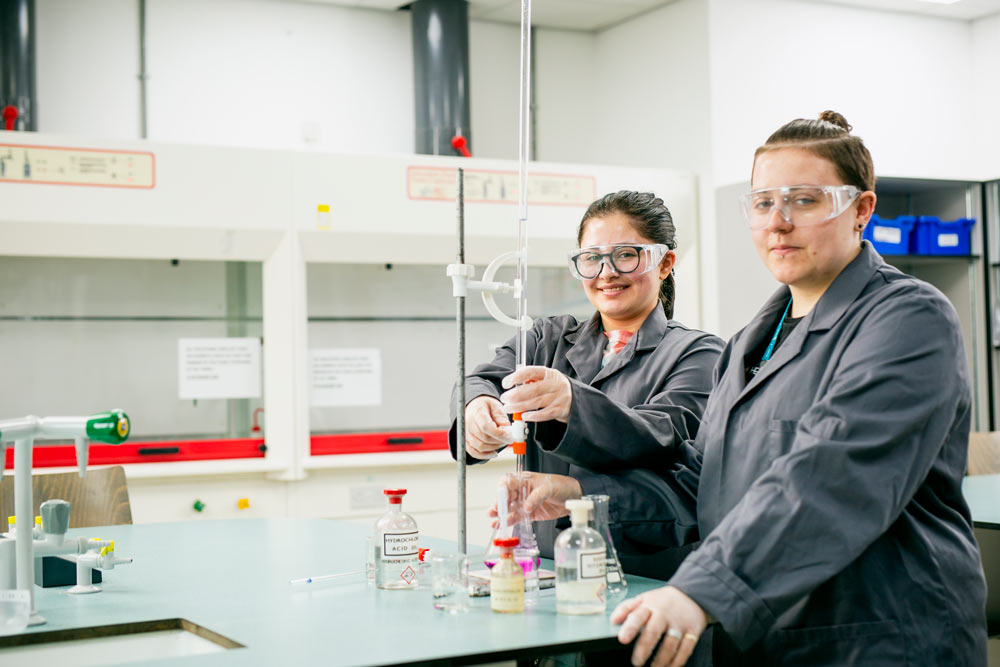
[455,167,467,555]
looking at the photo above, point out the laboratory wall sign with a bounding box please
[0,143,155,188]
[309,348,382,407]
[407,166,595,206]
[178,337,263,400]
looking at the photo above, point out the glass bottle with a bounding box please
[374,488,419,590]
[582,493,628,598]
[490,537,524,614]
[555,498,606,615]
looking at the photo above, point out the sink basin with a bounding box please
[0,618,243,665]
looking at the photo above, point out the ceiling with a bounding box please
[303,0,682,31]
[798,0,1000,20]
[298,0,1000,30]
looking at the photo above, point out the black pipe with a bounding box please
[0,0,36,130]
[411,0,470,155]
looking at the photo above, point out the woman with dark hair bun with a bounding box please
[449,190,724,578]
[612,112,988,666]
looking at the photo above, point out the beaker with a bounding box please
[0,589,30,636]
[582,493,627,597]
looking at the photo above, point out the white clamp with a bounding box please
[446,251,532,331]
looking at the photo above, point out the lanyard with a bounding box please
[761,299,793,364]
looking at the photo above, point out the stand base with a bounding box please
[67,584,101,595]
[28,610,46,626]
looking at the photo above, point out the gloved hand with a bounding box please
[612,585,708,667]
[464,395,512,460]
[489,472,582,525]
[499,366,573,424]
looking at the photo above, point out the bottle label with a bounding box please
[579,550,606,580]
[491,575,525,612]
[382,531,418,558]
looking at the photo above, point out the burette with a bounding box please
[511,0,532,475]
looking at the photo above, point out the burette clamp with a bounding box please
[446,250,533,331]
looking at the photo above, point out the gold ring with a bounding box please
[683,633,699,642]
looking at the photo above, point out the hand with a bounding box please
[611,586,708,667]
[464,396,511,460]
[499,366,573,423]
[488,472,582,525]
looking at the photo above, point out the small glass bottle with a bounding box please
[490,537,524,614]
[555,499,607,615]
[374,488,419,590]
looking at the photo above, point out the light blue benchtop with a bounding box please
[963,473,1000,528]
[16,519,667,666]
[10,478,996,664]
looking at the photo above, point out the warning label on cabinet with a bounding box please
[0,143,155,188]
[407,166,595,206]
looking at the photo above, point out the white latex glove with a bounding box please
[499,366,573,424]
[464,395,511,460]
[488,471,582,526]
[612,585,708,667]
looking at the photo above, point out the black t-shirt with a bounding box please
[745,312,802,382]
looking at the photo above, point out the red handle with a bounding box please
[2,106,17,131]
[451,135,471,158]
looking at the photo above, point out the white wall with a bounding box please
[972,12,1000,181]
[36,0,141,139]
[708,0,978,186]
[33,0,571,160]
[534,28,597,165]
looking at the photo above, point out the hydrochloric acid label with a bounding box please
[382,531,418,558]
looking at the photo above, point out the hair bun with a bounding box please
[818,110,851,132]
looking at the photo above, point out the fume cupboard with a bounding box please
[0,133,699,544]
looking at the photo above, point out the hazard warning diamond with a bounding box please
[400,566,416,584]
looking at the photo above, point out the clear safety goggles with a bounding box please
[738,185,862,230]
[567,243,668,280]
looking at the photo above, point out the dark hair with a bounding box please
[754,110,875,192]
[577,190,677,319]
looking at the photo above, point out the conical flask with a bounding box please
[582,493,627,597]
[484,482,513,570]
[485,473,539,604]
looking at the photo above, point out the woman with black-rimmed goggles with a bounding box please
[567,243,669,280]
[449,190,723,598]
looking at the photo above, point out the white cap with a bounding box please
[565,498,593,525]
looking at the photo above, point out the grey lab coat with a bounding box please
[670,242,988,665]
[449,306,723,579]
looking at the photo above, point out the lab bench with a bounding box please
[0,518,666,666]
[964,474,1000,639]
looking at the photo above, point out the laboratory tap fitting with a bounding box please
[0,410,131,626]
[66,540,133,595]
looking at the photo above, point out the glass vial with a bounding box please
[490,537,524,613]
[374,488,419,590]
[555,498,606,615]
[582,493,628,597]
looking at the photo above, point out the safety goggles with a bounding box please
[738,185,862,230]
[567,243,668,280]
